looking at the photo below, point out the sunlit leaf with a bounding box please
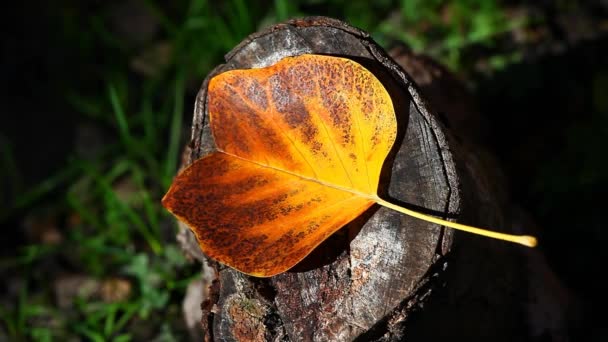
[163,54,536,277]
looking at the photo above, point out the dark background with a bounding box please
[1,0,606,340]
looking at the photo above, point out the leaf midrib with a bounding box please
[217,149,380,203]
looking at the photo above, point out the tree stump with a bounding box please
[176,17,561,341]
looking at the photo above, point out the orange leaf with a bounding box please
[162,54,536,277]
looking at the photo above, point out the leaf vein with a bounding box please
[314,81,355,188]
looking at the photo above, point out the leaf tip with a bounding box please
[160,184,176,214]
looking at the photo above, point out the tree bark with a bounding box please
[176,17,567,341]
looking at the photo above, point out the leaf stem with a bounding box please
[375,198,537,247]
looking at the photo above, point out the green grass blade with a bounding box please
[78,161,163,254]
[130,164,160,236]
[113,304,138,333]
[108,84,134,151]
[103,303,118,337]
[274,0,290,21]
[164,70,185,185]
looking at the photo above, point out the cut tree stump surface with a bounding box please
[175,17,560,342]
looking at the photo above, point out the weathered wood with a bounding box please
[176,17,547,341]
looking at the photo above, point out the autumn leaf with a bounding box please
[162,54,536,277]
